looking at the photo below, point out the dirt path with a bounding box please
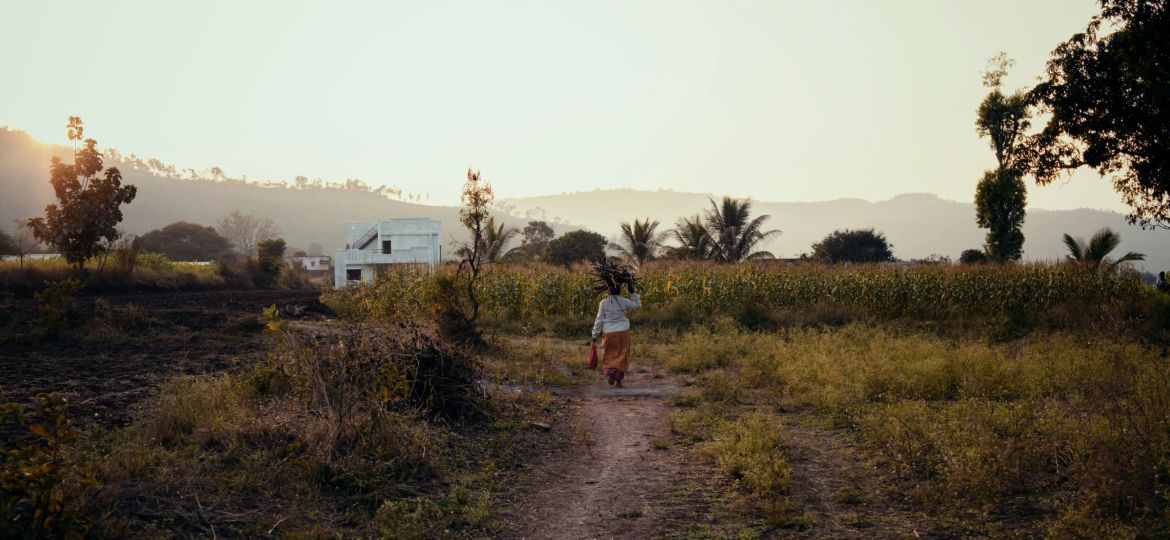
[496,372,970,539]
[499,371,734,539]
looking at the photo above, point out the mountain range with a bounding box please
[500,190,1168,271]
[2,127,1166,272]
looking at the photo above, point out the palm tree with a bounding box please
[669,215,713,260]
[703,197,781,263]
[457,216,519,263]
[612,218,668,267]
[1061,227,1145,272]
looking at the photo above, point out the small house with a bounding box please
[334,219,441,287]
[285,255,332,274]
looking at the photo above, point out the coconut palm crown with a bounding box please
[612,218,668,267]
[669,214,713,260]
[1061,227,1145,272]
[703,196,781,262]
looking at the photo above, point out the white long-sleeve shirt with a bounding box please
[591,293,641,339]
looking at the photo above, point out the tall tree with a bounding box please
[256,237,287,287]
[811,229,895,263]
[975,169,1028,261]
[668,215,713,260]
[703,197,781,263]
[974,54,1030,262]
[8,220,38,270]
[1028,0,1170,229]
[456,168,494,326]
[217,210,280,255]
[28,117,137,270]
[519,220,555,259]
[612,218,667,267]
[1062,227,1146,272]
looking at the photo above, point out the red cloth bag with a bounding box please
[588,342,598,370]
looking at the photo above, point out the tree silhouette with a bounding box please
[456,168,494,325]
[667,215,714,261]
[137,221,233,261]
[1028,0,1170,229]
[1061,227,1145,272]
[27,117,137,270]
[703,197,781,263]
[959,249,990,265]
[612,218,668,267]
[975,54,1030,262]
[545,230,608,267]
[811,229,894,263]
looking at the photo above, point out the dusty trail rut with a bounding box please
[497,370,963,539]
[500,372,729,539]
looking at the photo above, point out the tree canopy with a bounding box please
[137,221,232,261]
[1028,0,1170,229]
[27,117,137,269]
[959,249,990,265]
[810,229,895,263]
[519,220,555,259]
[544,230,608,267]
[975,169,1028,262]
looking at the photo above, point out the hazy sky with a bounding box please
[1,0,1128,210]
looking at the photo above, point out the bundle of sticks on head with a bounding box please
[591,259,638,294]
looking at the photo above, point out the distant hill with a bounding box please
[0,128,561,258]
[2,127,1165,271]
[500,189,1169,272]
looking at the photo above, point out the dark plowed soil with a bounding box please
[0,289,328,431]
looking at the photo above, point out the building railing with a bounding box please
[338,248,436,265]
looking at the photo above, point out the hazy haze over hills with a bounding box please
[2,128,1166,271]
[0,128,553,257]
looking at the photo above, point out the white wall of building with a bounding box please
[334,218,441,287]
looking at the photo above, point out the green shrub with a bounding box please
[0,394,95,538]
[702,412,792,523]
[34,278,82,338]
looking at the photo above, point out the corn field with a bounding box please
[323,261,1152,322]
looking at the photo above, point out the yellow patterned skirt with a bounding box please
[602,330,630,376]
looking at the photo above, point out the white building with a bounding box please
[334,219,441,287]
[285,255,332,273]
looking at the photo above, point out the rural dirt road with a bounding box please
[497,366,961,539]
[498,371,739,539]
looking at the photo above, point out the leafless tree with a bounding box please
[10,219,38,269]
[217,210,281,256]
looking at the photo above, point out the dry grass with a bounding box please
[0,257,224,294]
[671,324,1170,534]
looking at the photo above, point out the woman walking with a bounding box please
[591,270,642,387]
